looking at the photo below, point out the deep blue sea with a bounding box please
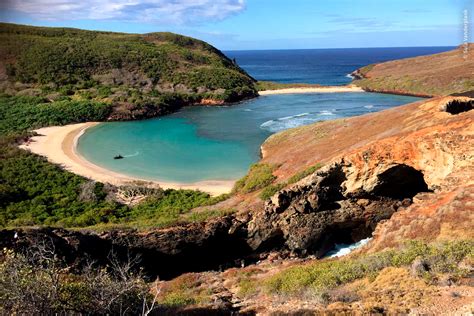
[225,47,453,85]
[78,47,450,183]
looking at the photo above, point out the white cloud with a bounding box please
[2,0,246,24]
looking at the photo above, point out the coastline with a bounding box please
[19,123,235,196]
[258,85,364,95]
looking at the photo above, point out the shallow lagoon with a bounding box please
[77,92,421,183]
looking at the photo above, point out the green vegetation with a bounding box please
[0,141,227,227]
[287,163,324,184]
[0,23,257,230]
[158,274,211,307]
[0,95,111,135]
[232,162,323,200]
[0,23,257,109]
[263,240,473,295]
[256,80,322,91]
[259,163,323,200]
[128,190,231,227]
[259,183,286,200]
[233,163,277,194]
[231,161,324,200]
[0,94,230,228]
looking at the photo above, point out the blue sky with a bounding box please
[1,0,472,50]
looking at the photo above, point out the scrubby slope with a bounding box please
[3,95,472,314]
[143,95,473,314]
[0,23,257,119]
[352,44,474,97]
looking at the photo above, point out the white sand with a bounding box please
[19,122,235,196]
[259,85,364,95]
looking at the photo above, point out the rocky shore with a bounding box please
[3,94,473,313]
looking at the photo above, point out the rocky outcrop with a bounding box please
[246,162,421,256]
[1,94,472,314]
[0,217,251,280]
[1,162,430,279]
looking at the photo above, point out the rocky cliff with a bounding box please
[3,95,472,313]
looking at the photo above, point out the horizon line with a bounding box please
[0,21,463,52]
[223,45,458,52]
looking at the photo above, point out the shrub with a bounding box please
[157,273,211,307]
[264,240,474,296]
[287,163,323,184]
[0,245,155,315]
[259,183,286,200]
[258,163,323,200]
[0,23,256,102]
[233,163,277,194]
[0,95,111,135]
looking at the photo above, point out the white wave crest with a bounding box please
[325,237,372,258]
[260,111,340,132]
[123,151,139,158]
[319,110,335,116]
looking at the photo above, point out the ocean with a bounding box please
[225,47,453,85]
[77,47,451,183]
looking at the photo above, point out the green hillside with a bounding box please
[0,23,256,228]
[0,23,257,119]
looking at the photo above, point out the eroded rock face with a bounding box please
[1,162,425,279]
[0,217,252,280]
[3,96,471,286]
[246,162,422,256]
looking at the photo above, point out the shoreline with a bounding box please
[258,85,364,95]
[19,123,235,196]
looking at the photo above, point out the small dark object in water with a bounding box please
[114,155,124,160]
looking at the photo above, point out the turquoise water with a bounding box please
[77,92,421,183]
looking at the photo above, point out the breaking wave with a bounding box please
[260,111,337,132]
[325,237,372,258]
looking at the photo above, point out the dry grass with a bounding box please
[157,273,212,307]
[356,267,437,312]
[353,44,474,96]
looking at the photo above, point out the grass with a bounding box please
[259,183,286,200]
[157,273,211,307]
[287,163,324,184]
[262,240,474,295]
[233,163,277,194]
[259,163,323,200]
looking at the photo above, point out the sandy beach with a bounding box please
[259,85,364,95]
[19,123,235,196]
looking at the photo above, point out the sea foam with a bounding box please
[325,237,372,258]
[260,111,338,132]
